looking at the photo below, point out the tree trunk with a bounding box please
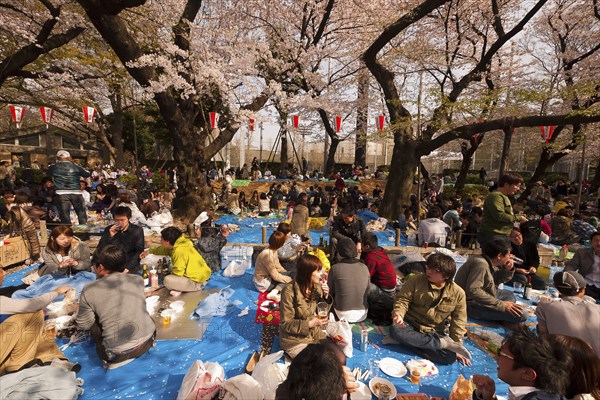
[379,137,419,219]
[589,156,600,193]
[108,87,125,168]
[278,110,289,171]
[354,67,368,167]
[455,136,482,193]
[498,127,513,179]
[325,137,340,176]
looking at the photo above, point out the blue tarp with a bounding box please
[3,262,512,399]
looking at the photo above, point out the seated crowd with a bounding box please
[0,161,599,400]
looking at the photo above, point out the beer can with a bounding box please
[360,329,369,352]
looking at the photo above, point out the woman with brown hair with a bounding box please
[253,231,292,299]
[40,225,91,276]
[279,254,332,358]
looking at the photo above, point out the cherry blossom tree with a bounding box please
[363,0,600,219]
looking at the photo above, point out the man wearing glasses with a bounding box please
[383,253,472,366]
[473,327,571,400]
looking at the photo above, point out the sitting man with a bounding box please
[383,253,471,365]
[0,266,76,374]
[97,206,144,274]
[360,232,396,325]
[327,237,370,323]
[565,231,600,302]
[473,327,572,400]
[417,206,450,247]
[507,227,546,290]
[76,245,155,369]
[330,206,366,261]
[143,227,212,292]
[535,271,599,356]
[455,239,526,324]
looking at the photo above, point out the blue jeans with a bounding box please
[54,194,87,225]
[389,323,456,365]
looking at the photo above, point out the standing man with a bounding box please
[76,245,155,369]
[479,167,487,184]
[477,173,527,247]
[302,157,308,176]
[97,206,145,274]
[290,193,309,236]
[167,165,178,190]
[383,253,471,365]
[48,150,91,225]
[565,231,600,302]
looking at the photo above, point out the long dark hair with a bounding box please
[295,254,322,298]
[47,225,74,255]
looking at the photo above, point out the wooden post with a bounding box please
[262,226,267,244]
[395,228,401,246]
[39,220,48,242]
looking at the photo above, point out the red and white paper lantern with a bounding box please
[292,115,299,129]
[540,126,555,144]
[377,115,385,132]
[209,111,219,129]
[39,106,54,127]
[9,105,25,129]
[249,118,255,132]
[335,115,342,132]
[82,106,96,124]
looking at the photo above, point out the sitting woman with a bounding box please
[142,227,211,292]
[40,226,92,276]
[248,190,260,211]
[279,254,332,358]
[254,231,293,300]
[90,183,112,211]
[258,193,271,216]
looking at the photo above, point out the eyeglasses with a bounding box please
[498,350,514,360]
[425,265,441,273]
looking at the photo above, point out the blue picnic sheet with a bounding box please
[1,260,519,399]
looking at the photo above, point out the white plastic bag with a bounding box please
[251,350,284,400]
[223,259,249,277]
[177,360,224,400]
[325,315,353,358]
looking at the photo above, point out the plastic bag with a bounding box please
[219,374,264,400]
[251,350,284,400]
[325,315,353,358]
[139,254,169,270]
[449,374,474,400]
[177,360,224,400]
[223,259,249,277]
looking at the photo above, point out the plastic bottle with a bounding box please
[150,267,159,289]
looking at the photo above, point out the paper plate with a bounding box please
[369,377,397,398]
[344,382,371,400]
[146,295,160,305]
[170,300,185,311]
[379,357,407,378]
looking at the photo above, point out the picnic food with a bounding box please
[449,374,474,400]
[373,382,392,397]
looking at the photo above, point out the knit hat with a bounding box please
[337,237,357,259]
[554,271,586,292]
[56,150,71,158]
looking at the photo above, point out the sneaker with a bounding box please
[104,358,135,370]
[266,290,280,302]
[439,336,472,359]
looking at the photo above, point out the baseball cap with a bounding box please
[56,150,71,158]
[554,271,587,292]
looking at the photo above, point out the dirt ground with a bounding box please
[212,177,388,196]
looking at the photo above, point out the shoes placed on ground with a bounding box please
[104,358,135,370]
[440,336,472,359]
[266,290,280,302]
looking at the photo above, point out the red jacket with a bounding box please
[361,247,396,290]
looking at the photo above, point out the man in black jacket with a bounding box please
[48,150,91,225]
[97,206,144,273]
[330,206,366,261]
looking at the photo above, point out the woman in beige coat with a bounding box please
[40,225,91,276]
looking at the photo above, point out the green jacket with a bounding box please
[150,236,211,283]
[479,191,518,236]
[394,274,467,343]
